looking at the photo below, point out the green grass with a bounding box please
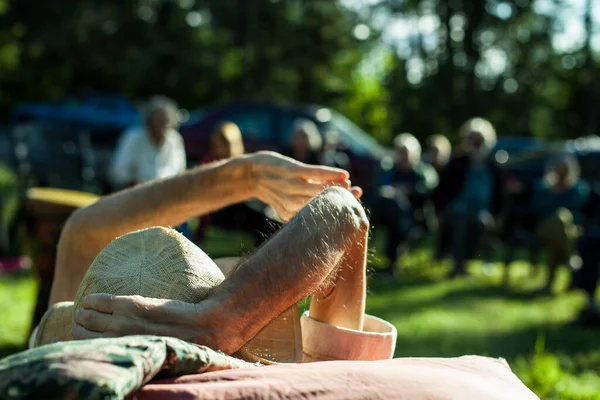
[0,227,599,399]
[0,271,37,358]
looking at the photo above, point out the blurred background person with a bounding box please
[424,134,453,260]
[110,96,187,234]
[372,133,438,278]
[432,118,506,278]
[530,154,589,294]
[287,119,323,165]
[320,130,351,170]
[109,96,185,190]
[202,121,245,164]
[423,134,452,175]
[197,121,279,245]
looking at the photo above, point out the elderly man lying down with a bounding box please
[12,152,537,399]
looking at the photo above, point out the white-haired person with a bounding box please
[110,95,186,190]
[529,154,590,294]
[432,118,507,278]
[423,134,452,175]
[287,119,323,165]
[372,133,438,277]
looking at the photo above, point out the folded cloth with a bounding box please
[132,356,540,400]
[0,335,256,400]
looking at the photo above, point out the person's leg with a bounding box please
[434,218,450,261]
[578,234,600,306]
[544,250,560,292]
[448,212,469,277]
[376,195,411,275]
[536,210,574,293]
[573,234,600,325]
[464,216,485,262]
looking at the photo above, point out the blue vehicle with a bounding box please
[491,136,547,164]
[12,93,141,136]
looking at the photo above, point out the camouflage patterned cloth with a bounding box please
[0,335,258,400]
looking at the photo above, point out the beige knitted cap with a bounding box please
[36,226,302,364]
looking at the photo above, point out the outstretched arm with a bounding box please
[73,187,369,355]
[51,152,354,305]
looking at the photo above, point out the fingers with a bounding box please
[264,177,348,197]
[74,308,114,333]
[79,293,116,313]
[290,164,349,182]
[72,322,116,340]
[266,183,361,222]
[350,186,363,199]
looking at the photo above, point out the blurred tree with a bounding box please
[378,0,599,143]
[0,0,596,145]
[0,0,379,138]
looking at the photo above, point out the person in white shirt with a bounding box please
[110,96,186,190]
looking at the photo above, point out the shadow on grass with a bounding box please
[387,322,600,372]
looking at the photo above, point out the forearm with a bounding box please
[308,222,367,331]
[51,157,251,305]
[198,187,368,353]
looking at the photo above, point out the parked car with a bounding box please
[491,136,547,164]
[500,136,600,196]
[12,93,141,148]
[180,102,389,193]
[6,121,99,191]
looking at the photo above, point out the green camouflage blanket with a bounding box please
[0,335,257,400]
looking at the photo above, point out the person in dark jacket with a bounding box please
[432,118,507,278]
[373,133,438,277]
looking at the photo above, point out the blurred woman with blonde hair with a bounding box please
[199,121,279,245]
[424,134,452,174]
[203,121,245,163]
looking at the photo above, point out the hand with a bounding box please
[73,294,197,340]
[247,151,362,221]
[73,294,243,354]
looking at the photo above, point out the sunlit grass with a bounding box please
[0,227,598,399]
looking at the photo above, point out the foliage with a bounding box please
[377,0,600,143]
[0,1,595,145]
[515,337,600,400]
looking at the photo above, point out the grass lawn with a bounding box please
[1,227,599,399]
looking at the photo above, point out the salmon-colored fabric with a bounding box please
[132,356,539,400]
[301,312,397,362]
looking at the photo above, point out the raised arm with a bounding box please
[51,152,354,305]
[73,187,369,356]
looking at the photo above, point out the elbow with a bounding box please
[57,208,83,255]
[318,187,370,236]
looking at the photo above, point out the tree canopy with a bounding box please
[0,0,597,145]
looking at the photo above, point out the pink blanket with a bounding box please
[133,356,539,399]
